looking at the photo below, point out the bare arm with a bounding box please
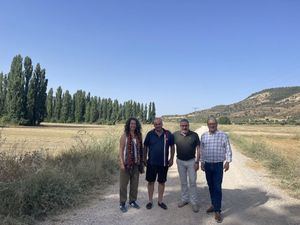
[195,144,200,162]
[144,145,148,166]
[194,144,200,171]
[168,145,175,167]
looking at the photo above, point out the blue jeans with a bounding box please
[204,162,223,212]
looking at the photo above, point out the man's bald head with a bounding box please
[153,117,163,132]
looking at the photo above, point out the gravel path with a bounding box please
[40,127,300,225]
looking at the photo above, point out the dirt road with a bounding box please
[41,127,300,225]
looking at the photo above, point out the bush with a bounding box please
[218,116,231,124]
[0,134,118,224]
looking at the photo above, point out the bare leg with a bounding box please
[148,182,155,202]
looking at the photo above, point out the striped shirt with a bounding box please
[200,130,232,163]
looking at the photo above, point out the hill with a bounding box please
[164,86,300,124]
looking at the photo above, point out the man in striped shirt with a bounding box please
[200,116,232,223]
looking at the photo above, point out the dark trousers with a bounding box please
[204,162,223,212]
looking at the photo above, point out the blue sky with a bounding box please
[1,0,300,115]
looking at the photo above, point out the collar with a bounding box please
[209,130,218,135]
[180,130,190,136]
[153,128,166,136]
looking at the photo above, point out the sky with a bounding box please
[1,0,300,116]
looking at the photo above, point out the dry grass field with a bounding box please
[220,124,300,197]
[220,124,300,162]
[0,122,191,155]
[0,123,124,155]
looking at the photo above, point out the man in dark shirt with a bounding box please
[173,118,200,212]
[144,117,175,210]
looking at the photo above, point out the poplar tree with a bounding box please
[54,86,63,121]
[7,55,23,121]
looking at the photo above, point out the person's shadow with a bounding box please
[196,186,300,225]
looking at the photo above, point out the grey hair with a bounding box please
[180,118,189,124]
[153,117,163,124]
[207,115,218,124]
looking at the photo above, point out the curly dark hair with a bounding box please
[124,117,142,137]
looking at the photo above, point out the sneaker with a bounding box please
[129,201,140,209]
[215,212,223,223]
[206,205,214,213]
[158,202,168,210]
[146,202,153,210]
[178,201,189,208]
[119,203,127,213]
[191,204,199,213]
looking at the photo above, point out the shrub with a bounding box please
[0,133,118,224]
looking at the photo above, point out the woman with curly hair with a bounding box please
[119,117,144,213]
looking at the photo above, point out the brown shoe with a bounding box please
[206,205,214,213]
[215,212,222,223]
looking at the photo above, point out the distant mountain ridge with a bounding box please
[164,86,300,124]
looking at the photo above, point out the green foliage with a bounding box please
[46,88,54,121]
[218,116,231,124]
[1,55,156,126]
[6,55,23,121]
[61,90,72,123]
[54,86,63,122]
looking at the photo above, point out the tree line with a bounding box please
[0,55,156,125]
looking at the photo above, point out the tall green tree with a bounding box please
[85,92,91,123]
[22,56,33,120]
[106,98,113,122]
[61,90,72,123]
[90,97,99,123]
[148,102,152,123]
[143,104,148,122]
[139,103,144,122]
[35,65,48,125]
[27,64,48,125]
[151,102,156,122]
[74,90,85,122]
[111,99,119,123]
[0,73,7,116]
[6,55,23,121]
[54,86,63,121]
[46,88,54,121]
[101,98,108,121]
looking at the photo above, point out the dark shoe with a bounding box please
[129,201,140,209]
[206,205,214,213]
[158,202,168,210]
[215,212,223,223]
[178,201,189,208]
[146,202,153,209]
[119,203,127,213]
[191,204,199,213]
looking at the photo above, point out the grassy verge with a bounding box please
[230,133,300,198]
[0,133,118,225]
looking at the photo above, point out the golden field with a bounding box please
[0,122,189,155]
[220,124,300,163]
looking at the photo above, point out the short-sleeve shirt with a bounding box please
[144,129,174,167]
[173,130,200,161]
